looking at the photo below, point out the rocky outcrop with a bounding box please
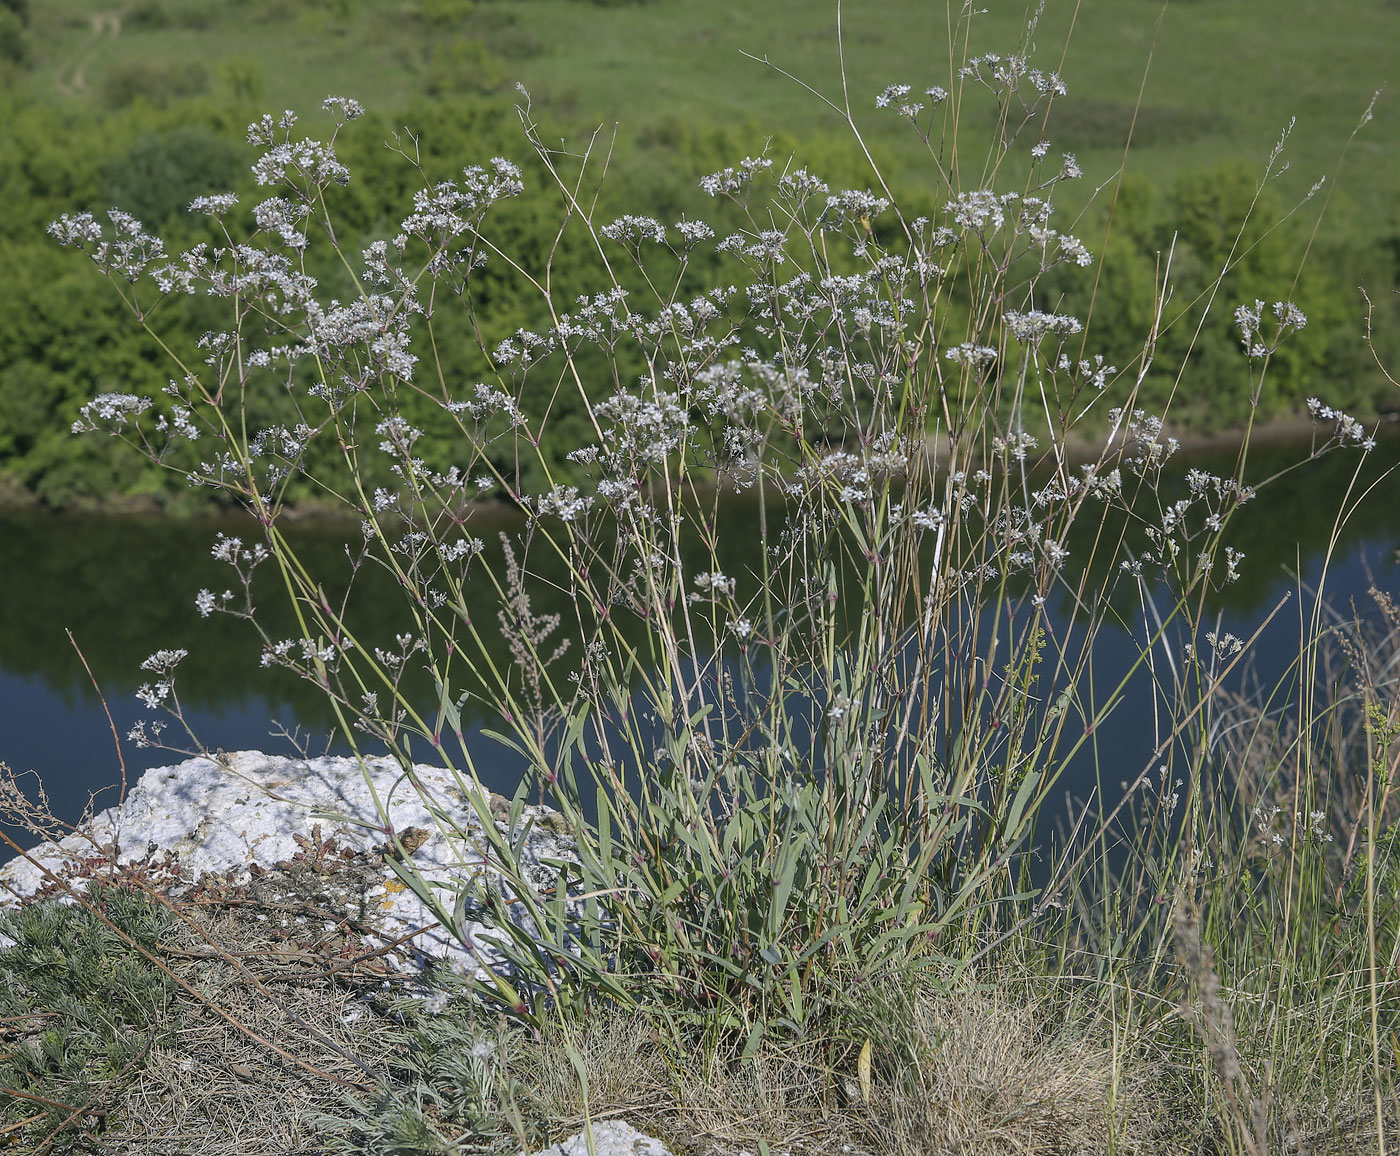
[0,750,576,976]
[0,754,786,1156]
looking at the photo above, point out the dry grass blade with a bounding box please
[98,904,403,1156]
[1,825,384,1095]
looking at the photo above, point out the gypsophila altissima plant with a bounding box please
[49,5,1380,1053]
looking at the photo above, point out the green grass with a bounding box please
[19,0,1400,238]
[486,0,1398,212]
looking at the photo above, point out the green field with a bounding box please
[21,0,1400,223]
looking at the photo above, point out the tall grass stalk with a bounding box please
[39,3,1397,1149]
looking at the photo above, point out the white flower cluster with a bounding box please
[1110,409,1181,475]
[592,389,691,467]
[47,210,167,281]
[776,167,830,208]
[1028,223,1092,267]
[361,239,415,293]
[194,588,235,618]
[140,648,189,673]
[444,383,529,428]
[958,53,1067,98]
[992,431,1040,462]
[398,158,525,245]
[673,217,716,247]
[909,506,945,532]
[944,343,998,370]
[819,189,891,231]
[1054,353,1116,391]
[321,96,364,123]
[1205,631,1244,657]
[1306,398,1375,451]
[439,537,485,564]
[188,193,239,216]
[251,134,351,189]
[535,485,594,523]
[151,242,320,313]
[989,506,1070,575]
[211,532,269,568]
[700,156,772,198]
[1251,803,1334,849]
[376,416,423,456]
[600,215,667,246]
[1235,298,1308,359]
[261,636,346,669]
[692,571,736,597]
[71,392,152,434]
[540,286,635,349]
[253,196,313,250]
[303,294,421,381]
[134,648,189,712]
[874,83,947,119]
[246,109,299,145]
[494,326,559,370]
[1003,310,1083,343]
[246,419,312,484]
[947,190,1069,245]
[720,228,788,265]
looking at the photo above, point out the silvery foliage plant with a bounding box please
[50,14,1376,1034]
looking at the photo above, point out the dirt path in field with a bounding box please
[54,10,122,96]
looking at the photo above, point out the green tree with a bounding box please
[0,7,27,66]
[103,126,243,226]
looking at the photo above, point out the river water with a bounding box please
[2,432,1398,855]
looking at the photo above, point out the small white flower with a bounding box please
[1205,631,1244,657]
[693,571,736,597]
[600,214,667,246]
[71,392,153,434]
[188,193,239,216]
[321,95,364,122]
[944,343,998,369]
[875,83,925,118]
[135,682,170,709]
[673,217,715,246]
[700,156,772,198]
[140,648,188,673]
[1004,310,1082,342]
[535,485,593,522]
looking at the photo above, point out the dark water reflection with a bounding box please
[2,431,1399,855]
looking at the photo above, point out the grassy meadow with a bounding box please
[21,0,1400,217]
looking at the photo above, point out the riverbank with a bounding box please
[5,408,1397,520]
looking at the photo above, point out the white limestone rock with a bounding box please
[524,1121,673,1156]
[0,750,575,975]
